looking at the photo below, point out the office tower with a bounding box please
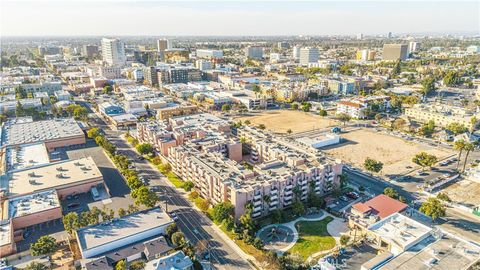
[292,46,301,60]
[244,46,263,59]
[195,60,213,71]
[357,33,363,40]
[101,38,126,66]
[356,50,376,61]
[408,42,420,53]
[277,41,289,50]
[157,39,168,53]
[82,45,99,58]
[299,47,319,65]
[382,44,408,61]
[167,39,174,49]
[387,32,393,39]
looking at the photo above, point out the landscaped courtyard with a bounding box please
[289,216,336,260]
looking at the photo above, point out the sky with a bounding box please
[1,0,479,36]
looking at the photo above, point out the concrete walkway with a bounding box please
[257,211,348,256]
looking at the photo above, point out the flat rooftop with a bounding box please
[8,189,60,219]
[76,207,173,253]
[2,157,101,198]
[0,220,11,247]
[5,142,50,173]
[381,233,480,270]
[369,213,432,252]
[2,118,84,146]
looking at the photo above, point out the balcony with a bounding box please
[284,190,292,196]
[299,180,308,186]
[284,195,292,201]
[270,195,278,201]
[252,211,262,218]
[285,184,293,190]
[254,194,262,201]
[253,200,262,207]
[253,205,262,213]
[270,189,278,195]
[283,200,292,206]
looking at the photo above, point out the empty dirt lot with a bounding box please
[235,110,338,134]
[323,129,454,176]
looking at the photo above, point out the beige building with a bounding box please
[382,44,408,61]
[404,104,479,129]
[156,105,198,120]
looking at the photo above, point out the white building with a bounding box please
[54,90,71,101]
[292,46,301,60]
[408,41,420,53]
[196,49,223,59]
[101,38,126,67]
[195,60,213,71]
[299,47,319,65]
[269,53,284,63]
[245,46,263,59]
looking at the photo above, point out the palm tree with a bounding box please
[454,140,466,169]
[462,142,475,173]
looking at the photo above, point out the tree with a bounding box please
[129,261,146,270]
[183,181,194,191]
[62,212,79,235]
[87,127,101,139]
[24,262,48,270]
[292,198,305,216]
[336,113,351,126]
[307,190,324,208]
[258,124,266,130]
[420,120,435,137]
[287,129,293,134]
[171,231,187,247]
[383,187,400,200]
[198,200,210,212]
[212,202,234,224]
[115,260,127,270]
[421,76,436,98]
[437,193,451,202]
[364,157,383,173]
[244,120,251,125]
[15,101,24,117]
[374,113,383,122]
[253,237,264,250]
[271,209,283,224]
[131,186,158,207]
[443,71,461,87]
[454,140,466,169]
[393,118,407,130]
[117,208,127,217]
[136,143,153,155]
[165,223,178,239]
[30,235,57,256]
[420,197,446,221]
[446,122,467,135]
[340,235,350,246]
[462,142,475,172]
[319,109,327,117]
[291,103,299,110]
[301,102,312,112]
[221,104,232,111]
[391,60,401,77]
[103,85,113,95]
[412,152,438,170]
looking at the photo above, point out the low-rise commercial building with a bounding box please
[405,103,479,129]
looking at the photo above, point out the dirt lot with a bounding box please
[235,110,337,133]
[323,129,454,176]
[443,180,480,207]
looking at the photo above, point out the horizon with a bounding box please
[1,0,479,37]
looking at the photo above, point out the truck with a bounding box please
[331,127,341,133]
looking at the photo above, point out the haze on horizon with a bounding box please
[1,0,479,37]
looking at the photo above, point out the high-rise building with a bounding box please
[292,46,301,60]
[244,46,263,59]
[382,44,408,61]
[299,47,319,65]
[277,41,289,50]
[356,50,376,61]
[82,45,99,58]
[195,60,213,71]
[157,39,168,53]
[408,42,420,53]
[356,33,363,40]
[387,32,393,39]
[167,39,174,49]
[101,38,126,66]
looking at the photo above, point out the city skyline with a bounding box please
[1,0,479,36]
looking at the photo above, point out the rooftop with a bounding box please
[4,142,50,173]
[2,157,101,198]
[145,250,193,270]
[7,189,60,219]
[369,213,432,252]
[2,118,84,146]
[352,194,408,219]
[76,207,173,253]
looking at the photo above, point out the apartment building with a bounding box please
[101,38,126,67]
[405,103,479,129]
[168,126,342,219]
[196,49,223,59]
[336,95,391,119]
[299,47,319,65]
[244,46,263,59]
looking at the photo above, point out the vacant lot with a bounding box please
[289,216,336,260]
[323,129,453,176]
[443,180,480,208]
[235,110,337,134]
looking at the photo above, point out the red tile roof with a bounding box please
[352,194,407,219]
[338,100,363,108]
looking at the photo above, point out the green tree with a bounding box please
[15,101,25,117]
[443,71,461,87]
[462,142,475,173]
[129,261,146,270]
[131,186,158,207]
[253,237,264,250]
[292,198,305,216]
[171,231,187,247]
[363,157,384,173]
[391,60,401,77]
[183,181,194,191]
[412,152,438,170]
[136,143,153,155]
[336,113,351,126]
[271,209,283,224]
[87,127,101,139]
[307,190,324,208]
[383,187,399,200]
[291,103,299,110]
[73,106,88,121]
[340,235,350,246]
[221,104,232,111]
[212,202,234,224]
[420,120,435,137]
[301,102,312,112]
[420,197,446,221]
[454,140,466,169]
[258,124,266,130]
[436,193,451,202]
[24,262,48,270]
[30,235,58,256]
[165,223,178,239]
[117,208,127,217]
[115,259,127,270]
[421,76,436,98]
[319,109,327,117]
[446,122,467,135]
[62,212,79,235]
[103,85,113,95]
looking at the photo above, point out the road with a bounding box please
[86,105,253,270]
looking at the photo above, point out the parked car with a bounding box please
[346,192,359,199]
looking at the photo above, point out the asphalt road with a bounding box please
[87,107,252,270]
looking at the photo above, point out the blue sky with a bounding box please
[1,1,478,36]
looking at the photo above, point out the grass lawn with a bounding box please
[219,225,268,263]
[289,216,335,260]
[165,171,184,188]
